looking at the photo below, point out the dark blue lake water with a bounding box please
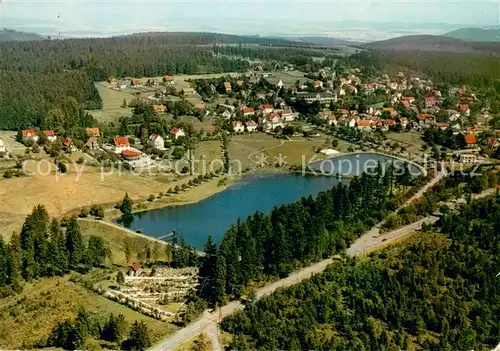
[116,153,421,249]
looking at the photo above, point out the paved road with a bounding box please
[150,172,495,351]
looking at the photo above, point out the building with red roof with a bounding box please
[114,136,130,153]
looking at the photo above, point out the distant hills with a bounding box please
[0,29,46,42]
[443,27,500,42]
[360,35,500,54]
[284,36,361,46]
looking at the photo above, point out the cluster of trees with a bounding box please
[422,127,467,149]
[197,167,418,304]
[44,309,151,350]
[222,196,500,350]
[0,205,107,296]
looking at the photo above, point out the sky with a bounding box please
[0,0,499,40]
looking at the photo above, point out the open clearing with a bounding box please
[0,276,176,349]
[229,133,350,168]
[79,219,170,266]
[386,131,425,154]
[0,159,225,239]
[89,83,134,122]
[266,70,311,85]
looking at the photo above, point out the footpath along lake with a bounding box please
[117,153,422,249]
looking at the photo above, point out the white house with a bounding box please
[277,80,284,89]
[281,109,294,122]
[266,113,284,131]
[261,104,273,115]
[245,120,258,132]
[149,133,165,150]
[242,107,255,117]
[114,136,131,154]
[327,116,337,126]
[459,153,477,164]
[232,121,245,133]
[0,138,5,153]
[42,130,57,143]
[221,110,232,119]
[22,129,38,143]
[170,128,186,140]
[348,118,357,128]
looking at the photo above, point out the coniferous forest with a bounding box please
[1,33,293,130]
[222,197,500,350]
[197,167,417,304]
[0,206,107,296]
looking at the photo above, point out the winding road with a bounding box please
[150,170,494,351]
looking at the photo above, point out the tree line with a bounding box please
[197,166,419,304]
[222,195,500,350]
[0,205,107,296]
[42,308,152,350]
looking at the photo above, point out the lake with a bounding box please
[116,153,420,249]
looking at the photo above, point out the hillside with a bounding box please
[360,34,500,54]
[0,29,45,42]
[444,27,500,42]
[287,36,361,46]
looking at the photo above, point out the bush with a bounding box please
[77,157,85,164]
[78,207,89,218]
[147,194,155,202]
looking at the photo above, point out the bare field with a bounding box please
[0,276,176,349]
[0,131,26,156]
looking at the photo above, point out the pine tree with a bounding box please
[66,218,84,266]
[120,193,133,214]
[125,321,151,351]
[20,205,50,280]
[198,235,217,302]
[121,98,128,108]
[101,313,128,343]
[86,236,107,267]
[213,255,227,303]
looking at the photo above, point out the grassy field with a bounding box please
[386,131,425,154]
[0,276,177,349]
[89,83,134,122]
[0,158,227,239]
[79,219,170,266]
[228,133,350,168]
[266,70,311,85]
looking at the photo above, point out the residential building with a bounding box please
[122,149,141,160]
[266,113,284,131]
[356,120,372,130]
[170,128,186,140]
[242,107,255,117]
[327,116,337,126]
[459,104,470,116]
[313,80,323,89]
[86,128,100,137]
[221,110,232,119]
[153,105,166,113]
[348,118,357,128]
[277,80,284,89]
[281,109,294,122]
[437,123,450,131]
[22,129,38,143]
[232,121,245,133]
[182,87,196,95]
[245,120,258,132]
[195,103,205,111]
[261,104,273,114]
[459,153,477,164]
[114,136,131,153]
[163,75,175,84]
[224,81,232,93]
[63,137,75,151]
[149,133,165,150]
[295,92,337,104]
[464,133,477,148]
[85,136,99,150]
[131,79,143,87]
[0,138,5,153]
[425,96,437,108]
[129,263,142,276]
[42,130,57,142]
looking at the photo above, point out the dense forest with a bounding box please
[197,166,421,304]
[0,33,270,130]
[222,196,500,350]
[0,206,107,296]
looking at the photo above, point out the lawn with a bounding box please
[266,70,311,85]
[89,83,134,122]
[0,276,177,349]
[386,131,425,154]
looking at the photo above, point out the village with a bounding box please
[0,59,493,175]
